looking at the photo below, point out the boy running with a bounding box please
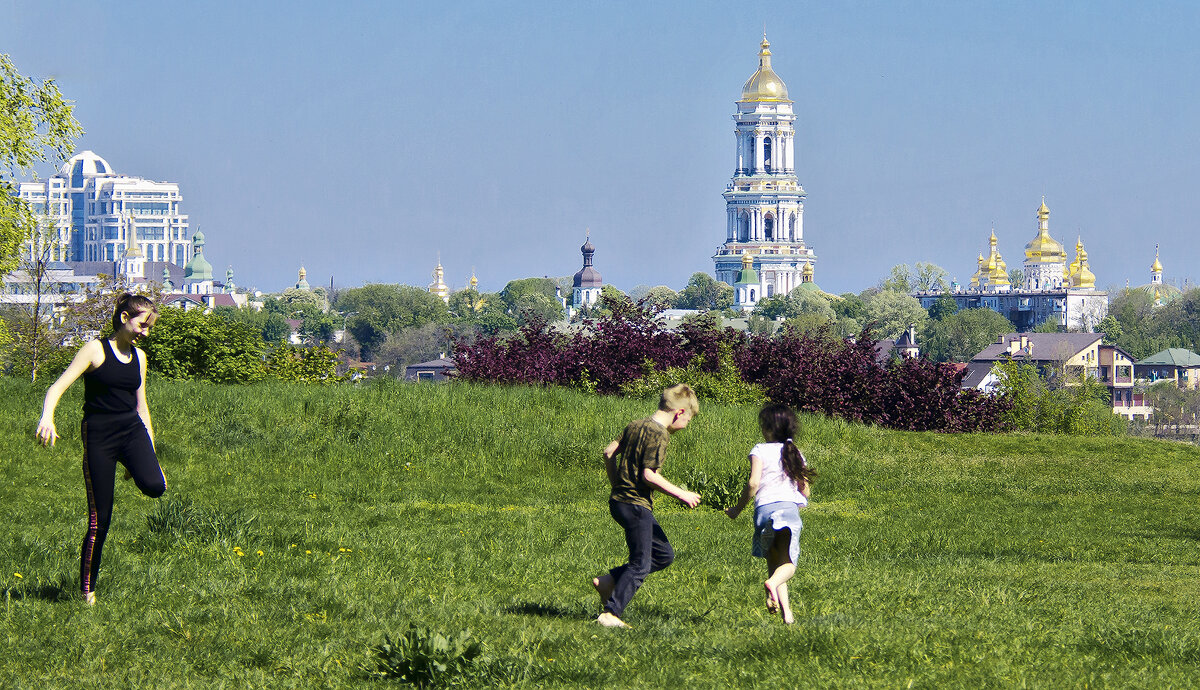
[592,384,702,628]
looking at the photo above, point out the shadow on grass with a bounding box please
[3,578,71,603]
[505,600,593,621]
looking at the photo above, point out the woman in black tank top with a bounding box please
[37,293,167,606]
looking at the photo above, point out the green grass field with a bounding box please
[2,377,1199,688]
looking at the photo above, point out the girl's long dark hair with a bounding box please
[111,292,157,332]
[758,403,816,488]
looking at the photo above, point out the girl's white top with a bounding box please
[751,442,808,509]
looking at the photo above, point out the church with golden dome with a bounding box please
[917,200,1109,331]
[714,36,815,310]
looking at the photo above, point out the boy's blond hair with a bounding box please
[659,384,699,415]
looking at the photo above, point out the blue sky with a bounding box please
[3,0,1197,295]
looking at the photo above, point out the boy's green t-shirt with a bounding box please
[610,417,670,510]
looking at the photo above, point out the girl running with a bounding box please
[726,403,815,624]
[36,293,166,605]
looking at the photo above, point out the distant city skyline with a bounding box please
[3,1,1197,295]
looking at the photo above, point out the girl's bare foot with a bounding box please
[778,583,794,624]
[764,581,779,613]
[592,575,614,605]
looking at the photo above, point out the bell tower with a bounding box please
[713,36,815,300]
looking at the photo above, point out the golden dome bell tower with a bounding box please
[714,36,814,301]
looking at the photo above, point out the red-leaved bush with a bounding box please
[454,295,1011,433]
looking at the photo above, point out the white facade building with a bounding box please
[16,151,192,266]
[713,37,815,299]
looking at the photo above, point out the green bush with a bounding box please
[994,359,1125,436]
[620,345,765,407]
[142,307,267,383]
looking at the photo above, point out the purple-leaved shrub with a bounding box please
[454,296,1011,432]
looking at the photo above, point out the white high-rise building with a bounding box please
[713,36,815,298]
[15,151,192,265]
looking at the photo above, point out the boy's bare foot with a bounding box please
[764,581,779,613]
[592,575,614,604]
[597,612,631,629]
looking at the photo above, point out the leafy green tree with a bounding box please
[499,277,563,325]
[1095,313,1123,344]
[213,306,291,344]
[449,289,516,335]
[499,277,559,307]
[141,308,267,383]
[833,293,868,323]
[880,262,948,294]
[865,289,928,339]
[0,54,83,274]
[921,308,1014,363]
[374,323,453,373]
[880,264,914,293]
[675,273,734,311]
[338,284,451,358]
[752,289,835,324]
[1103,288,1168,359]
[1033,318,1062,333]
[1008,268,1024,288]
[926,293,959,321]
[640,285,677,310]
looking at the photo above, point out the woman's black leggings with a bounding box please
[80,412,166,594]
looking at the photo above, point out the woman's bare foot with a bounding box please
[764,581,779,613]
[592,574,614,605]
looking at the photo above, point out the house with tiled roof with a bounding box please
[1136,349,1200,390]
[964,332,1147,419]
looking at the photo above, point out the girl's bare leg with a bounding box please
[766,529,796,624]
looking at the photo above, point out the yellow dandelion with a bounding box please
[306,550,312,554]
[256,550,264,556]
[13,573,22,579]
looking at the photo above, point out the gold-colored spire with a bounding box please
[740,35,790,102]
[1151,244,1163,273]
[1026,198,1065,262]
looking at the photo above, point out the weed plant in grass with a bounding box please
[1,376,1199,688]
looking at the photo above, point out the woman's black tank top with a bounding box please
[82,339,141,415]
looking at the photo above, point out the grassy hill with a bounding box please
[2,377,1198,688]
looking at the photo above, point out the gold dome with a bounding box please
[740,37,790,102]
[1151,246,1163,273]
[1025,199,1065,262]
[1025,232,1065,261]
[1069,238,1096,288]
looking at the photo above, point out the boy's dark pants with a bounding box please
[604,498,675,617]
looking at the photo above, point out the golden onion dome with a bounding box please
[1151,246,1163,273]
[1025,230,1065,261]
[740,37,790,102]
[1073,240,1095,288]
